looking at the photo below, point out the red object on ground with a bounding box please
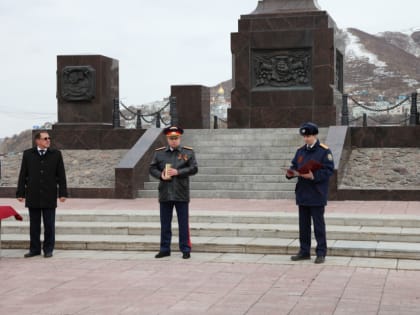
[0,206,23,221]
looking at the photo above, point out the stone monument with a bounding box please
[228,0,344,128]
[52,55,145,150]
[55,55,119,127]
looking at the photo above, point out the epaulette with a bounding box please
[319,143,329,150]
[183,146,193,150]
[155,146,166,151]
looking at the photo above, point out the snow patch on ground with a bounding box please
[345,29,387,68]
[403,77,419,87]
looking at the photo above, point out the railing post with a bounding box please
[113,98,121,128]
[136,109,142,129]
[156,112,161,128]
[170,96,178,126]
[213,116,218,129]
[363,113,367,127]
[410,92,418,125]
[341,94,349,125]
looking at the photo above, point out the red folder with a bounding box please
[0,206,23,221]
[297,160,322,174]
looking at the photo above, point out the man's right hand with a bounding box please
[17,197,24,202]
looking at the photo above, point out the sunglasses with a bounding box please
[42,137,51,140]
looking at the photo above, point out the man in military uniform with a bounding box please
[286,122,334,264]
[150,126,198,259]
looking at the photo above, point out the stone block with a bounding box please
[171,85,210,129]
[229,8,343,128]
[56,55,119,125]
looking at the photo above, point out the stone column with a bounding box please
[170,85,210,129]
[55,55,119,127]
[228,0,344,128]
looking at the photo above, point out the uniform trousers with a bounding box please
[159,201,191,254]
[298,205,327,257]
[28,207,56,254]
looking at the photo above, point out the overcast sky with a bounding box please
[1,0,419,138]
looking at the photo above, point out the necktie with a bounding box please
[40,150,46,156]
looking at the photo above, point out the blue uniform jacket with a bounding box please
[287,140,334,206]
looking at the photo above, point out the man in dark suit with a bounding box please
[16,131,68,258]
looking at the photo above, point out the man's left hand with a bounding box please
[59,197,66,202]
[300,170,314,180]
[167,168,178,177]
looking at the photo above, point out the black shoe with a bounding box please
[44,252,53,258]
[24,252,40,258]
[314,256,325,264]
[290,253,311,261]
[155,251,170,258]
[182,252,190,259]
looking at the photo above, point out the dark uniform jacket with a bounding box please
[287,140,334,206]
[149,145,198,202]
[16,147,68,208]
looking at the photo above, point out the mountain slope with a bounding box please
[343,28,420,99]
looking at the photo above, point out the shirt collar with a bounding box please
[306,139,319,150]
[166,145,180,152]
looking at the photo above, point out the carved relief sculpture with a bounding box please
[253,49,311,88]
[61,66,96,101]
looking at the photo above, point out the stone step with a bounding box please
[193,153,295,160]
[193,146,297,153]
[181,128,329,135]
[182,138,327,144]
[183,140,305,147]
[149,174,294,183]
[137,190,296,199]
[7,210,417,228]
[144,181,295,191]
[175,166,290,175]
[2,234,420,260]
[3,221,420,243]
[194,159,292,167]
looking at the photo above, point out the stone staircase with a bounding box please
[137,128,327,199]
[2,210,420,259]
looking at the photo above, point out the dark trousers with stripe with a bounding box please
[159,201,191,254]
[28,207,56,254]
[298,205,327,257]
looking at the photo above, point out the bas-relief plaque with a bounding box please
[252,49,311,89]
[61,66,96,101]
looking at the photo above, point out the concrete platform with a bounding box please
[1,198,420,314]
[1,249,420,315]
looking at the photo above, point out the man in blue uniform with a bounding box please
[150,126,198,259]
[286,122,334,264]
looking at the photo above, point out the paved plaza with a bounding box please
[1,198,420,314]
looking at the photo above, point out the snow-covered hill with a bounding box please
[343,28,420,99]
